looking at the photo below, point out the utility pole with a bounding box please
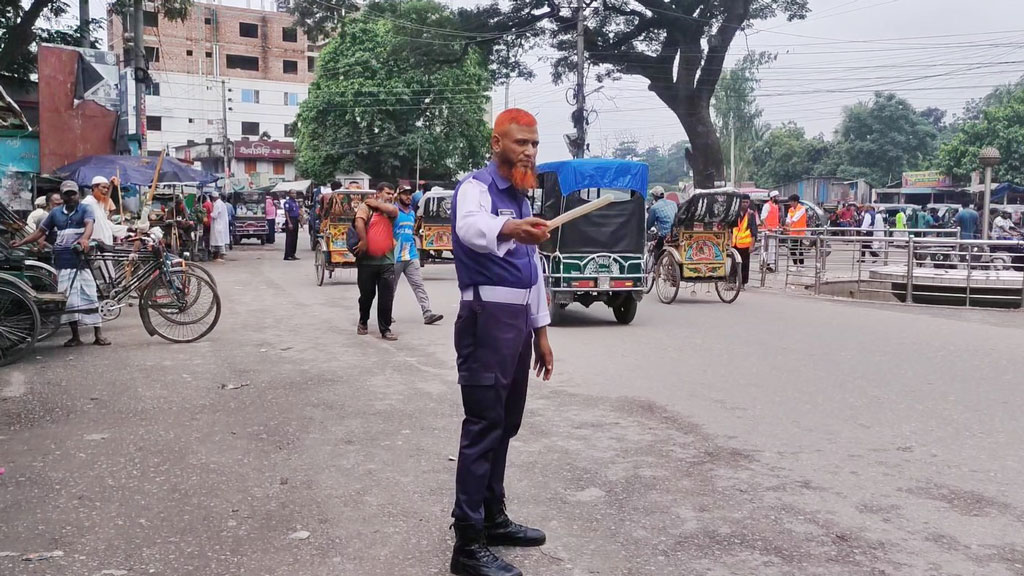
[504,82,510,110]
[573,0,585,159]
[729,112,736,187]
[221,78,230,175]
[415,137,421,186]
[132,0,146,153]
[79,0,91,47]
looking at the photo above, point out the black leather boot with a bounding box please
[450,522,522,576]
[484,501,547,547]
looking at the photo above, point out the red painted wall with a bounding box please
[38,45,117,174]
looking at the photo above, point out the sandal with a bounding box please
[93,337,112,346]
[63,338,84,347]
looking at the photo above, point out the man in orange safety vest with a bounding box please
[732,194,759,288]
[759,190,781,272]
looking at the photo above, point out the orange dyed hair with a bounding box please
[493,108,537,135]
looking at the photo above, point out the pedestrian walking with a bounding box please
[283,190,301,261]
[265,193,277,244]
[449,108,554,576]
[784,194,807,268]
[393,185,442,324]
[759,190,781,271]
[12,181,110,346]
[226,197,236,250]
[731,194,758,288]
[354,182,399,340]
[210,193,230,261]
[859,205,884,261]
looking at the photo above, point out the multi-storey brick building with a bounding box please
[108,1,320,181]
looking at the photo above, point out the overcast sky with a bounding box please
[85,0,1024,163]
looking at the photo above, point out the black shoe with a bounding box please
[450,522,521,576]
[424,312,444,325]
[484,501,546,547]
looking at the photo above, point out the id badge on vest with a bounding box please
[498,209,517,218]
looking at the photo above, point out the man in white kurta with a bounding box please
[210,194,231,261]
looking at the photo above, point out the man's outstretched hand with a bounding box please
[501,217,550,245]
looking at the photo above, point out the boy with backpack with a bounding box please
[352,182,399,340]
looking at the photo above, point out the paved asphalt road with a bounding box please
[2,241,1023,576]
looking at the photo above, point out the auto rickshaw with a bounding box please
[416,189,453,263]
[534,158,649,325]
[231,189,268,245]
[651,190,743,304]
[313,187,375,286]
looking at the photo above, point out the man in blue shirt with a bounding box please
[449,108,553,576]
[392,185,442,324]
[955,198,980,239]
[283,190,302,260]
[411,181,426,213]
[646,186,677,254]
[12,181,110,347]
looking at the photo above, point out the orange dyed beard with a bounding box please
[510,164,538,191]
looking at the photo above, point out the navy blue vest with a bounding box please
[451,167,538,291]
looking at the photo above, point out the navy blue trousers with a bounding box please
[452,291,533,526]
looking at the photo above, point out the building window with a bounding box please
[273,161,285,175]
[239,22,259,38]
[144,46,159,63]
[143,10,159,27]
[241,89,260,104]
[145,82,160,96]
[226,54,259,71]
[282,27,297,42]
[307,56,316,72]
[243,159,258,174]
[204,16,212,25]
[147,116,162,131]
[241,121,260,136]
[284,122,295,137]
[283,60,298,75]
[205,51,213,58]
[186,49,193,56]
[283,92,299,106]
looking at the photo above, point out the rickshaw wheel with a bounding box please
[643,251,657,295]
[314,242,326,286]
[715,249,741,304]
[655,252,680,304]
[0,284,40,367]
[612,297,637,324]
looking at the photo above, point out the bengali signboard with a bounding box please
[902,171,952,189]
[233,140,295,160]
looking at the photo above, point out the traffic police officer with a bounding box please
[449,108,555,576]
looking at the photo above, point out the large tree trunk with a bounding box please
[677,107,724,189]
[0,0,53,75]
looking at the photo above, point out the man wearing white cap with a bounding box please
[25,195,50,235]
[82,176,115,247]
[759,191,782,272]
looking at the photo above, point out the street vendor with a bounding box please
[12,180,111,347]
[448,108,553,576]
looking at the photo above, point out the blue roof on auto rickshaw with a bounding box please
[536,158,649,198]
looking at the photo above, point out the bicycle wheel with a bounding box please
[184,262,217,288]
[0,285,40,367]
[715,250,741,304]
[655,252,680,304]
[22,271,61,341]
[140,274,221,343]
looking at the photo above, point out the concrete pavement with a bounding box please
[2,242,1023,575]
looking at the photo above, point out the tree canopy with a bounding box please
[293,0,492,183]
[749,122,830,188]
[608,139,691,186]
[712,52,772,184]
[938,87,1024,186]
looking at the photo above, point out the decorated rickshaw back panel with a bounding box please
[676,231,728,279]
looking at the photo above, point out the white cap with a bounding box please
[769,190,780,198]
[91,175,109,186]
[34,196,47,208]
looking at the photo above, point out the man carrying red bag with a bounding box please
[353,182,399,340]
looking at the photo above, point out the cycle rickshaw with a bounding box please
[534,158,649,324]
[417,189,453,263]
[313,187,375,286]
[649,190,744,305]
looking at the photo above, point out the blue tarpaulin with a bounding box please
[991,182,1024,202]
[536,158,649,197]
[52,155,218,187]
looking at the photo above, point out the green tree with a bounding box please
[750,122,830,187]
[712,52,772,184]
[294,0,491,183]
[830,92,938,186]
[937,88,1024,185]
[608,138,690,185]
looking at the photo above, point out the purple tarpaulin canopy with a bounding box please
[51,155,218,187]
